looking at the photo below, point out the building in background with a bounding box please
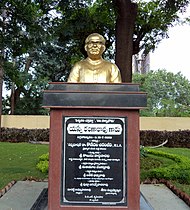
[133,53,150,74]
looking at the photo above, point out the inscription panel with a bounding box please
[61,117,127,206]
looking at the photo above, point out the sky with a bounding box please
[150,7,190,81]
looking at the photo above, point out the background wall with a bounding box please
[2,115,50,129]
[140,117,190,131]
[2,115,190,131]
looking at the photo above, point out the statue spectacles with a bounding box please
[87,41,103,47]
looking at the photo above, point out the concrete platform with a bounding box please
[0,181,189,210]
[140,184,190,210]
[0,181,48,210]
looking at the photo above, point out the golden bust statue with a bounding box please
[67,33,122,83]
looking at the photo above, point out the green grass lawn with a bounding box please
[0,142,48,189]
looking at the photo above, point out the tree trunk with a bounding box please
[11,54,33,114]
[0,60,3,138]
[0,10,6,137]
[114,0,138,82]
[10,60,16,115]
[10,82,15,115]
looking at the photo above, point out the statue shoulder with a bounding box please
[103,59,117,66]
[103,60,119,71]
[71,59,87,70]
[73,59,86,66]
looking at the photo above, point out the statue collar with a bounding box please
[86,57,104,65]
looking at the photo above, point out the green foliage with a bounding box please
[140,156,162,171]
[36,153,49,174]
[3,60,50,114]
[140,130,190,148]
[1,0,56,115]
[36,160,49,174]
[142,148,190,184]
[0,0,50,57]
[134,0,186,53]
[140,145,147,157]
[39,153,49,161]
[1,128,49,142]
[146,149,185,163]
[155,147,190,158]
[133,70,190,117]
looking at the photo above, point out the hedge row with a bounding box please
[1,128,190,148]
[0,128,49,143]
[144,148,190,184]
[140,130,190,148]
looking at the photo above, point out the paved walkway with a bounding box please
[0,181,48,210]
[0,181,189,210]
[140,184,190,210]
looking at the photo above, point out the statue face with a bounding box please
[85,35,105,59]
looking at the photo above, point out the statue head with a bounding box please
[84,33,106,59]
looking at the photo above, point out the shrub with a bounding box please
[140,130,190,148]
[140,146,147,157]
[36,160,49,174]
[36,153,49,174]
[39,153,49,161]
[143,149,190,184]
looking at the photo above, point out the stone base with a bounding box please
[30,189,153,210]
[30,188,48,210]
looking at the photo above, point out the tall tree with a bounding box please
[0,0,57,115]
[133,70,190,117]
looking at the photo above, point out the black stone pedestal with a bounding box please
[140,193,154,210]
[30,188,48,210]
[30,189,154,210]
